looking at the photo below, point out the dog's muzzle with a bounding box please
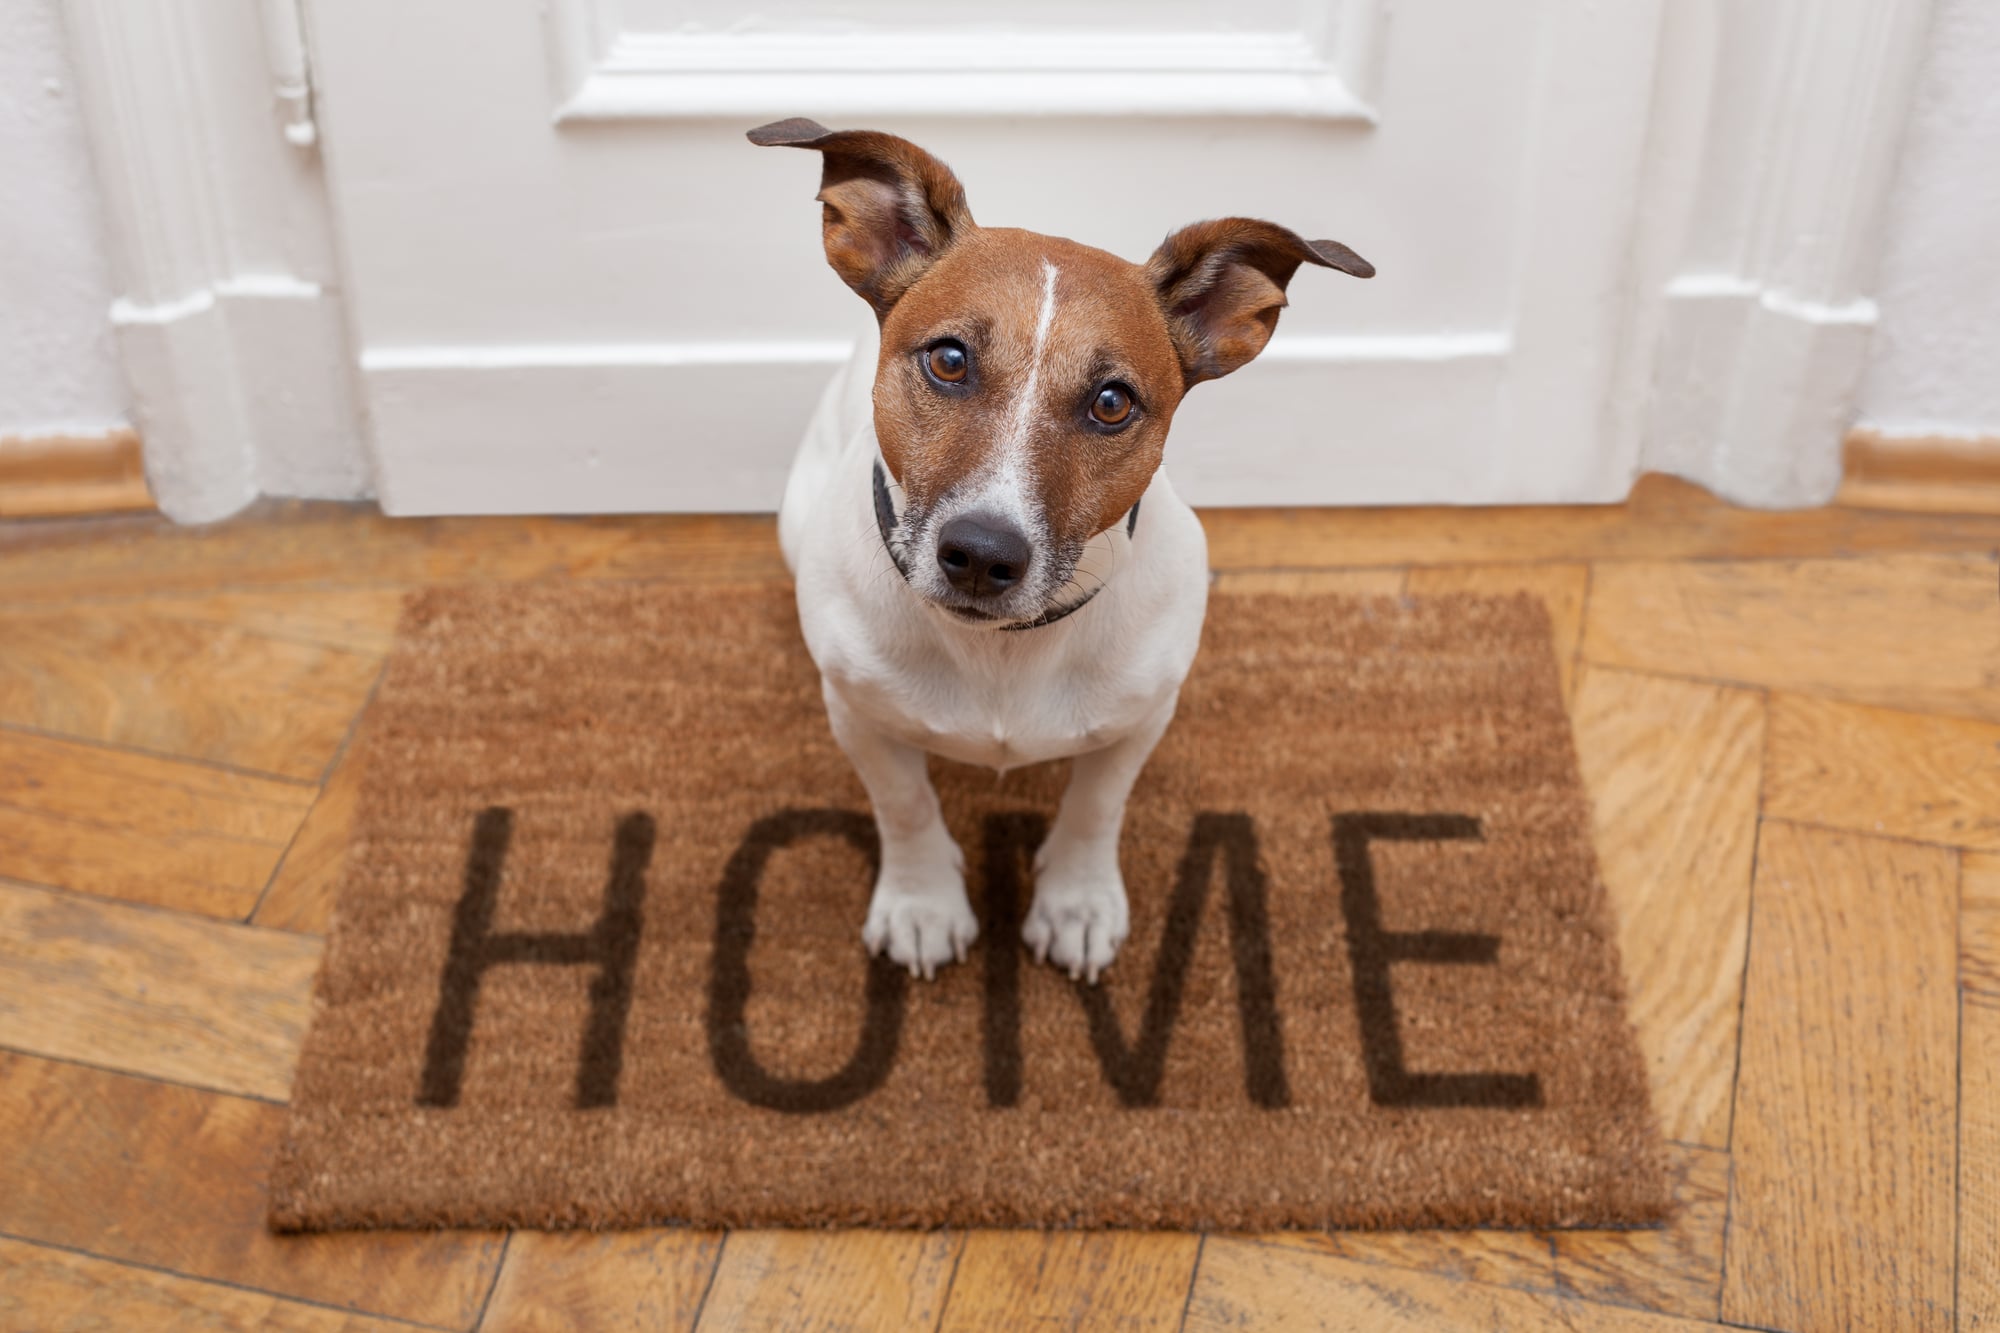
[872,456,1138,631]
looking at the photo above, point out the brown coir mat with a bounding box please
[270,581,1668,1232]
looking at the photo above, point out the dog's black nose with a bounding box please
[937,514,1030,597]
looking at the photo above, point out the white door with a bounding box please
[303,0,1667,514]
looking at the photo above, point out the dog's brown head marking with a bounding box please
[751,119,1372,626]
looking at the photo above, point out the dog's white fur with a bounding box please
[779,315,1209,982]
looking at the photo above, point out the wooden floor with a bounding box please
[0,474,1995,1331]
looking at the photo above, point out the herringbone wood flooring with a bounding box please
[1,474,1995,1331]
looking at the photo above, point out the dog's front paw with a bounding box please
[863,882,979,980]
[1023,866,1129,984]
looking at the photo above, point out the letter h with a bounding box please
[417,807,655,1110]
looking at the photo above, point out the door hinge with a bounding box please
[258,0,317,148]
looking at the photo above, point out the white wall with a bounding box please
[0,0,127,440]
[1858,0,2000,440]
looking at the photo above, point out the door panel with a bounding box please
[305,0,1664,513]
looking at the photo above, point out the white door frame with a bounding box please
[60,0,367,524]
[63,0,1935,519]
[1624,0,1937,506]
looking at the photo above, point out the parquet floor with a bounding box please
[0,473,1995,1331]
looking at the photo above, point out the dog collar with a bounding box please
[872,457,1140,632]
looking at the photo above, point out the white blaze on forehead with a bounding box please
[998,260,1061,466]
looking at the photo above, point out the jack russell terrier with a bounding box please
[753,118,1372,983]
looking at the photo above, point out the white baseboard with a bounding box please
[360,344,849,516]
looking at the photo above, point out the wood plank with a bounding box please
[1210,568,1405,596]
[0,879,318,1099]
[1552,1144,1728,1321]
[1199,473,2000,571]
[938,1232,1199,1332]
[1185,1237,1719,1331]
[1967,852,2000,998]
[0,503,785,604]
[0,429,153,519]
[1721,822,1958,1332]
[0,729,314,918]
[1254,1145,1725,1321]
[1964,991,2000,1333]
[1570,667,1762,1147]
[1583,552,2000,724]
[480,1229,724,1333]
[696,1231,962,1333]
[0,1236,409,1332]
[117,586,410,656]
[1408,563,1588,698]
[1254,1226,1555,1296]
[0,1052,502,1329]
[0,603,382,779]
[253,747,365,935]
[1765,693,2000,851]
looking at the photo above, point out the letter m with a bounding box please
[983,812,1289,1109]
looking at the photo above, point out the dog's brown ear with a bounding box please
[1145,219,1373,386]
[749,118,975,317]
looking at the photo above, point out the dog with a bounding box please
[753,118,1372,982]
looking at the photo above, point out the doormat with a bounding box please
[270,581,1668,1232]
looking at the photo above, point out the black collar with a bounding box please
[872,459,1139,632]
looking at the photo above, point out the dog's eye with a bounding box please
[1090,383,1134,427]
[926,341,969,384]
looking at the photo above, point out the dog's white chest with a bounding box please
[824,640,1151,771]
